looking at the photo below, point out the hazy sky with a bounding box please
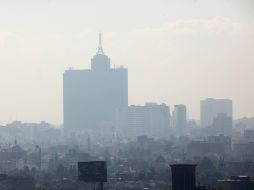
[0,0,253,124]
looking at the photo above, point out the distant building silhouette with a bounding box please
[208,134,231,153]
[200,98,232,127]
[233,142,254,156]
[212,113,233,136]
[243,129,254,142]
[170,164,196,190]
[172,105,187,136]
[187,134,231,157]
[63,34,128,132]
[115,103,170,138]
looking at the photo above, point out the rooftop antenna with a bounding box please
[97,32,104,54]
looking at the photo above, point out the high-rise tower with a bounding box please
[63,34,128,133]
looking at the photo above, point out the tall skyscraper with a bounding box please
[200,98,232,127]
[172,105,187,136]
[63,34,128,132]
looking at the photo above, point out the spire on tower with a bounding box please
[97,32,104,55]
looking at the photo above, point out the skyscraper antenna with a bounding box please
[99,32,102,47]
[97,32,104,54]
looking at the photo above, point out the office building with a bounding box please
[63,34,128,132]
[172,105,187,136]
[115,103,170,138]
[200,98,232,127]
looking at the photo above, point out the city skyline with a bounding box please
[0,0,253,124]
[1,1,254,190]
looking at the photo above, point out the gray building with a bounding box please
[172,105,187,136]
[115,103,170,138]
[63,34,128,132]
[200,98,232,127]
[212,113,233,136]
